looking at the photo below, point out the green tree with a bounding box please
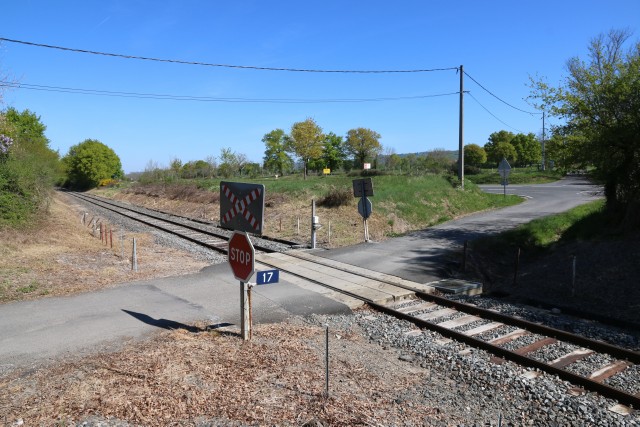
[511,133,541,167]
[289,118,324,179]
[487,141,517,165]
[529,29,640,223]
[319,132,347,172]
[1,108,61,226]
[484,130,517,165]
[464,144,487,166]
[218,148,248,178]
[63,139,123,190]
[345,127,382,169]
[262,129,293,176]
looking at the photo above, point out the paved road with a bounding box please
[317,176,602,283]
[0,176,601,373]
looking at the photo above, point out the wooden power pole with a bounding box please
[458,65,464,189]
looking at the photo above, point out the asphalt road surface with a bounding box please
[317,176,602,283]
[0,176,602,373]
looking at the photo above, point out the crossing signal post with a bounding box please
[352,178,374,242]
[221,182,265,341]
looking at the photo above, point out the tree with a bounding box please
[262,129,293,176]
[345,127,382,169]
[484,130,517,165]
[319,132,347,172]
[511,133,541,167]
[1,108,61,225]
[218,147,247,178]
[63,139,123,190]
[464,144,487,166]
[529,29,640,223]
[288,118,324,179]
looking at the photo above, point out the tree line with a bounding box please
[1,107,123,226]
[263,118,382,179]
[463,130,542,170]
[2,29,636,229]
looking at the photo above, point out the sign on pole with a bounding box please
[498,158,511,182]
[228,231,255,282]
[353,178,374,242]
[352,178,374,197]
[256,269,280,285]
[497,158,512,196]
[357,197,372,219]
[220,182,265,235]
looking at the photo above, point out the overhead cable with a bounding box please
[467,92,525,133]
[464,71,540,115]
[0,37,458,74]
[1,81,460,103]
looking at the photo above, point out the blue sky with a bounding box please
[2,1,639,173]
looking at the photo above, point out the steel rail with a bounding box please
[371,301,640,409]
[67,192,291,254]
[69,191,640,408]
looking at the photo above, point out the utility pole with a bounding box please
[541,110,546,171]
[458,65,464,189]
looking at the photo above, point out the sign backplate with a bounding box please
[220,182,265,235]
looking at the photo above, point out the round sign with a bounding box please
[228,231,255,282]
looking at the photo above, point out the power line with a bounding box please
[0,37,458,74]
[467,92,526,133]
[1,81,460,103]
[463,71,540,115]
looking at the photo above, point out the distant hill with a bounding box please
[391,150,458,160]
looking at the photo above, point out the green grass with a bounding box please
[473,199,607,253]
[466,167,563,185]
[194,173,522,229]
[17,281,39,294]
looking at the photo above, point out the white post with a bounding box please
[132,238,138,272]
[311,199,317,249]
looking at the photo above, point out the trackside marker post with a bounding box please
[228,231,255,340]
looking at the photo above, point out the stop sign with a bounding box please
[228,231,255,282]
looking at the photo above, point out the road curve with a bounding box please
[316,176,602,284]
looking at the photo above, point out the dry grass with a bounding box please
[111,185,396,249]
[0,320,455,426]
[0,192,209,304]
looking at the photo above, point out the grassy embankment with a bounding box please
[471,198,607,254]
[101,173,523,247]
[466,167,563,185]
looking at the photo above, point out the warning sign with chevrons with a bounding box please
[219,182,265,235]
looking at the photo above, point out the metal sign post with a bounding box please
[353,178,374,242]
[228,231,255,340]
[498,158,512,198]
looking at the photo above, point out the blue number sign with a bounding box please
[256,269,279,285]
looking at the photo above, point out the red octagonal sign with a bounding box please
[228,231,255,282]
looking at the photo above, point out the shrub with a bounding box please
[318,186,352,207]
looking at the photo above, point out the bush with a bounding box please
[318,186,352,207]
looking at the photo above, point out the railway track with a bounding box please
[67,191,294,253]
[70,191,640,409]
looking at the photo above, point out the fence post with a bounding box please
[132,238,138,272]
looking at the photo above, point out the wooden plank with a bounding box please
[549,349,594,368]
[285,251,437,294]
[488,329,527,346]
[463,322,503,336]
[513,337,557,355]
[437,314,481,329]
[256,254,407,304]
[589,360,632,383]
